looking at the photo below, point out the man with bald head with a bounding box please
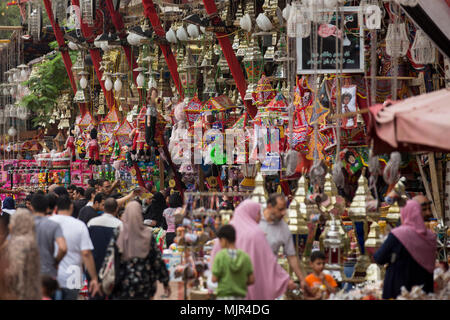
[48,184,60,194]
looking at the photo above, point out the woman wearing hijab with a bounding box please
[374,199,436,299]
[143,192,168,230]
[103,201,171,299]
[163,193,183,247]
[211,200,295,300]
[3,208,41,299]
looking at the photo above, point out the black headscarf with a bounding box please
[143,192,168,230]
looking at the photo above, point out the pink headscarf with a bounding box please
[391,200,436,274]
[211,199,290,300]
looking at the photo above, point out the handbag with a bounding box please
[99,242,119,296]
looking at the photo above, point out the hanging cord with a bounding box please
[311,4,319,166]
[391,2,400,101]
[332,4,345,189]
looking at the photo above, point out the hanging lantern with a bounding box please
[256,13,273,32]
[287,2,311,38]
[251,171,266,202]
[52,0,67,24]
[78,71,89,89]
[411,29,435,64]
[8,127,17,137]
[113,73,123,92]
[323,218,344,281]
[28,6,42,41]
[282,4,291,21]
[166,28,178,44]
[240,14,252,32]
[187,24,200,38]
[104,73,113,91]
[11,68,18,82]
[80,0,95,26]
[385,23,409,57]
[176,26,189,41]
[134,67,146,88]
[18,64,30,81]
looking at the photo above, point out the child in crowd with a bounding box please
[305,251,338,300]
[41,275,59,300]
[212,225,254,300]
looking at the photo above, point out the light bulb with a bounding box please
[8,126,17,137]
[12,73,17,82]
[80,76,88,89]
[187,24,199,38]
[105,77,113,91]
[8,76,12,83]
[3,88,8,95]
[114,78,122,92]
[10,87,15,96]
[136,72,145,87]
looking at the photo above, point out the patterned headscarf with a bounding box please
[5,208,41,299]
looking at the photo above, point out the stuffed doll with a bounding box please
[145,88,160,155]
[124,144,134,167]
[65,126,76,162]
[111,140,120,160]
[129,127,139,162]
[87,128,101,165]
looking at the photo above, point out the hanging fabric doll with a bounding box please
[129,127,139,162]
[111,140,120,160]
[87,128,101,165]
[65,126,76,162]
[145,88,160,157]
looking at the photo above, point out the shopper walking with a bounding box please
[163,192,183,247]
[78,193,106,225]
[259,193,307,289]
[374,199,436,299]
[212,224,254,300]
[31,194,67,279]
[2,197,16,216]
[103,201,171,299]
[73,187,88,218]
[50,196,100,300]
[143,191,168,229]
[87,198,122,279]
[211,199,295,300]
[3,208,41,299]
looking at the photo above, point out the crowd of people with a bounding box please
[0,179,443,300]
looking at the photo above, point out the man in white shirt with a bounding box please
[50,195,100,300]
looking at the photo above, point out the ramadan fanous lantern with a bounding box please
[251,170,266,203]
[323,218,344,282]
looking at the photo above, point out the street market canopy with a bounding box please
[368,89,450,154]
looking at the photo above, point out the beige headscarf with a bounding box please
[117,201,152,260]
[5,208,41,300]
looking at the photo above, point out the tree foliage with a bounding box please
[20,42,77,127]
[0,2,21,39]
